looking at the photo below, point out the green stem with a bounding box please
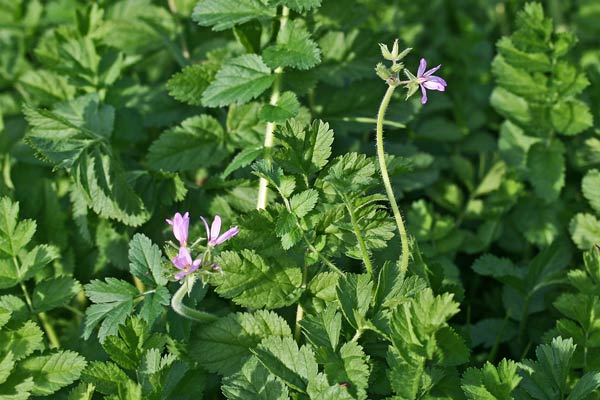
[170,277,219,323]
[13,257,60,348]
[256,6,289,210]
[342,193,374,277]
[329,116,406,129]
[376,84,410,273]
[517,295,531,348]
[294,264,308,342]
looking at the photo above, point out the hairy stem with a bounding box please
[342,193,374,277]
[171,277,219,323]
[376,84,410,273]
[256,6,289,210]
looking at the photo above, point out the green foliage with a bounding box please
[462,359,522,399]
[84,235,170,341]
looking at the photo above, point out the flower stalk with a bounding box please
[170,276,218,323]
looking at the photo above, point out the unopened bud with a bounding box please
[391,39,399,58]
[390,63,403,73]
[375,63,391,81]
[397,47,412,61]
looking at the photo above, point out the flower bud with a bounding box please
[391,39,399,58]
[390,63,404,73]
[375,63,391,81]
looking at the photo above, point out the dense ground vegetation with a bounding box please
[1,0,600,398]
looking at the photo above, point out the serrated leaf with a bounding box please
[301,306,341,355]
[67,382,95,400]
[84,278,139,341]
[252,336,318,392]
[147,115,228,172]
[0,321,44,360]
[306,372,354,400]
[0,197,36,258]
[582,169,600,214]
[290,189,318,218]
[490,87,531,126]
[16,69,76,106]
[570,213,600,250]
[336,274,373,330]
[32,277,81,313]
[190,310,292,375]
[325,153,376,194]
[435,326,470,366]
[527,141,565,202]
[138,286,170,326]
[461,359,521,400]
[551,99,594,136]
[202,54,274,107]
[274,119,334,177]
[128,234,167,287]
[223,146,263,178]
[81,361,130,395]
[259,91,300,122]
[472,254,524,292]
[517,337,575,400]
[275,0,321,12]
[18,244,60,283]
[567,371,600,400]
[0,351,14,385]
[21,350,86,396]
[166,64,215,106]
[323,341,370,399]
[222,356,290,400]
[263,20,320,70]
[213,250,302,309]
[192,0,275,31]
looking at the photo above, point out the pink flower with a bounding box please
[200,215,239,247]
[416,58,447,104]
[172,246,201,280]
[166,212,189,246]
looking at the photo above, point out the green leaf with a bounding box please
[21,350,86,396]
[492,55,546,100]
[263,20,321,70]
[190,310,292,375]
[259,91,300,122]
[18,244,60,283]
[570,213,600,251]
[213,250,303,309]
[25,95,149,226]
[461,359,521,400]
[306,372,354,400]
[324,153,377,194]
[472,254,524,292]
[0,197,36,258]
[222,146,263,178]
[551,99,594,136]
[474,161,506,197]
[128,234,167,287]
[147,115,228,172]
[323,341,370,399]
[517,337,575,400]
[386,345,426,399]
[290,189,318,219]
[567,371,600,400]
[527,141,565,202]
[301,305,341,354]
[67,382,96,400]
[24,94,113,168]
[81,361,130,395]
[202,54,275,107]
[0,321,44,360]
[138,286,170,326]
[0,351,14,385]
[222,356,290,400]
[167,64,215,106]
[336,274,373,329]
[275,0,321,12]
[273,119,334,177]
[434,326,470,367]
[582,169,600,214]
[0,259,19,289]
[32,277,81,313]
[490,88,531,126]
[496,37,551,72]
[192,0,275,31]
[16,69,75,106]
[84,278,139,342]
[252,336,318,392]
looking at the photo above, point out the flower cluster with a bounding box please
[166,212,238,280]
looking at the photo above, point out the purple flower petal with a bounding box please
[172,246,192,269]
[423,80,446,91]
[169,212,189,246]
[200,216,211,242]
[418,58,427,77]
[420,85,428,104]
[210,216,222,245]
[214,226,239,245]
[427,75,447,86]
[174,271,188,280]
[424,64,441,77]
